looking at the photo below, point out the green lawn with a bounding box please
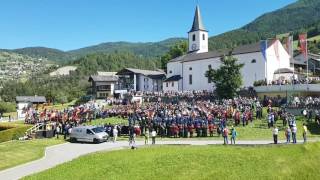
[24,143,320,180]
[0,139,64,170]
[85,117,128,126]
[0,122,32,143]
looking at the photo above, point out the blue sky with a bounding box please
[0,0,296,51]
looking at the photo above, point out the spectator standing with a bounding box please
[223,126,229,145]
[302,123,308,143]
[292,125,297,144]
[145,129,149,145]
[56,125,60,139]
[273,126,279,144]
[230,126,237,144]
[113,126,118,142]
[151,129,157,145]
[285,126,291,143]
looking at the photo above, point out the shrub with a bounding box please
[253,80,267,87]
[0,123,31,143]
[0,102,16,114]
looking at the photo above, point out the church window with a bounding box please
[189,67,192,70]
[189,74,192,85]
[203,34,205,40]
[172,82,174,87]
[192,34,196,41]
[208,65,212,69]
[166,83,168,87]
[251,59,256,63]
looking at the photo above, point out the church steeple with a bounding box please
[188,5,208,53]
[189,5,207,32]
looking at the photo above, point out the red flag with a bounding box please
[299,33,307,59]
[273,39,280,61]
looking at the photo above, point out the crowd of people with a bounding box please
[22,91,320,145]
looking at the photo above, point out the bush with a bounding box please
[0,123,31,143]
[253,80,267,87]
[0,102,16,114]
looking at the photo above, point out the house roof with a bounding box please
[89,75,119,82]
[116,68,165,76]
[16,96,46,103]
[189,5,207,32]
[97,71,117,76]
[147,74,166,79]
[169,41,274,63]
[164,75,182,82]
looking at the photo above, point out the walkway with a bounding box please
[0,139,311,180]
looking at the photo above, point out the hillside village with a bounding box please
[0,51,55,81]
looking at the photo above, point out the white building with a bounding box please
[163,5,291,92]
[16,96,46,119]
[117,68,165,92]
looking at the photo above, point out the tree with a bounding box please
[160,41,187,71]
[205,53,244,99]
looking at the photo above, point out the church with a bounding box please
[163,5,292,92]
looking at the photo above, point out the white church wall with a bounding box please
[182,58,220,91]
[163,81,179,92]
[265,40,291,83]
[235,52,266,87]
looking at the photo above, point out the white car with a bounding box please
[70,126,108,143]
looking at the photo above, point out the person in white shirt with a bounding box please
[292,125,297,144]
[151,129,157,145]
[113,126,118,142]
[273,126,279,144]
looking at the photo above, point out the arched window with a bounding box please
[251,59,256,63]
[192,34,196,41]
[203,34,205,40]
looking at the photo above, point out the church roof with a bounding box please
[189,5,207,32]
[169,41,274,63]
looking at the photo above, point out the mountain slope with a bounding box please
[68,38,186,58]
[12,47,72,62]
[208,0,320,50]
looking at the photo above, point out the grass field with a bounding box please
[0,122,32,143]
[24,143,320,180]
[85,117,128,126]
[0,139,64,170]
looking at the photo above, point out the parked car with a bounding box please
[70,126,108,143]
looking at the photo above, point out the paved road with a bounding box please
[0,139,312,180]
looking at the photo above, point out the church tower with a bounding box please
[188,5,208,53]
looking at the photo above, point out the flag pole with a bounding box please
[265,40,268,85]
[306,38,309,87]
[291,35,294,84]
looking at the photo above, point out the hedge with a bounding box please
[0,123,32,143]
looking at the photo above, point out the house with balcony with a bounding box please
[88,75,119,98]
